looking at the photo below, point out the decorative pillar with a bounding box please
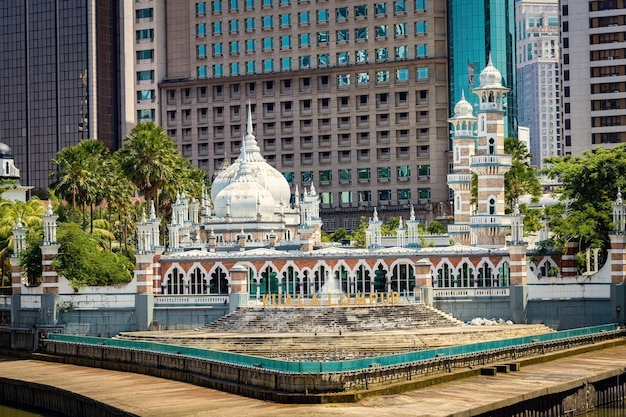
[610,189,626,323]
[229,264,249,313]
[414,259,433,306]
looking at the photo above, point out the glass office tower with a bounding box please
[448,0,517,137]
[0,1,127,192]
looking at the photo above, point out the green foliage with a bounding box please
[352,217,368,248]
[427,220,446,235]
[504,137,542,210]
[543,144,626,255]
[19,226,43,286]
[0,198,47,284]
[328,228,351,242]
[52,223,134,290]
[381,217,399,236]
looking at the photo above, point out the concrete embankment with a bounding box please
[1,339,626,416]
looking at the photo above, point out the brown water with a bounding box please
[0,404,45,416]
[586,402,626,416]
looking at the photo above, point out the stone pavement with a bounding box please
[1,340,626,416]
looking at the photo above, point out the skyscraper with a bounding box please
[151,0,451,230]
[560,0,626,155]
[515,0,561,168]
[0,1,133,191]
[448,0,518,137]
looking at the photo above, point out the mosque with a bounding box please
[5,59,626,338]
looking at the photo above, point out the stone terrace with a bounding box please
[117,305,553,361]
[197,304,464,334]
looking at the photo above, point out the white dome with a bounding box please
[479,55,503,87]
[213,180,275,219]
[453,91,473,117]
[211,107,291,209]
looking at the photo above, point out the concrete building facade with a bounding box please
[0,1,134,192]
[560,0,626,155]
[515,0,561,168]
[151,0,451,231]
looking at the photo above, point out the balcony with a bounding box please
[447,173,472,184]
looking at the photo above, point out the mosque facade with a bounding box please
[4,61,625,338]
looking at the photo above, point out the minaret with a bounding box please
[447,91,476,245]
[470,55,513,248]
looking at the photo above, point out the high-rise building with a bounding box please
[560,0,626,155]
[448,0,518,137]
[515,0,561,168]
[0,1,133,192]
[154,0,451,231]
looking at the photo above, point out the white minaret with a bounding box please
[447,91,477,246]
[469,55,513,248]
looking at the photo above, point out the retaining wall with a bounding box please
[40,330,624,402]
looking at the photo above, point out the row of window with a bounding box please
[315,188,432,204]
[166,79,428,102]
[198,20,428,38]
[306,166,431,182]
[199,61,429,79]
[200,38,428,59]
[197,0,428,16]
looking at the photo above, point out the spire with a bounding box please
[617,187,623,205]
[149,200,156,220]
[247,100,253,136]
[487,51,493,66]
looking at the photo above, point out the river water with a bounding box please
[0,404,45,416]
[586,402,626,416]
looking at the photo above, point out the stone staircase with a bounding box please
[196,304,464,334]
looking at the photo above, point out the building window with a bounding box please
[337,52,349,65]
[375,2,387,16]
[356,49,368,63]
[379,190,392,201]
[376,70,389,83]
[197,65,208,78]
[318,53,330,67]
[338,74,350,86]
[376,47,389,61]
[416,44,428,57]
[415,0,427,11]
[299,11,311,25]
[394,0,407,13]
[337,29,349,42]
[375,25,388,38]
[396,69,409,81]
[245,17,255,30]
[378,166,391,180]
[263,37,274,50]
[136,49,154,61]
[280,13,291,26]
[355,5,367,18]
[317,9,329,23]
[246,39,256,52]
[196,2,207,15]
[416,67,429,79]
[395,45,408,59]
[212,21,223,34]
[395,23,408,37]
[317,31,330,44]
[213,43,223,55]
[229,19,239,32]
[281,57,292,70]
[136,29,154,41]
[415,20,428,34]
[213,0,222,13]
[418,188,431,199]
[336,7,349,20]
[398,189,411,200]
[358,168,370,180]
[299,55,311,68]
[136,70,154,81]
[263,59,274,72]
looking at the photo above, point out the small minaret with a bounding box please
[447,91,477,246]
[366,207,383,248]
[10,217,28,295]
[40,202,60,295]
[405,204,421,247]
[396,216,406,247]
[469,55,513,248]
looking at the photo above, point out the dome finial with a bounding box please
[487,51,493,66]
[247,100,253,136]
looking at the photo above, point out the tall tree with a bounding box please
[543,144,626,255]
[504,137,542,210]
[50,139,109,229]
[116,122,180,209]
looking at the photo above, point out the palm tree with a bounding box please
[50,139,110,230]
[0,198,47,284]
[116,122,179,210]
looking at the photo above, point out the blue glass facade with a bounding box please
[448,0,517,137]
